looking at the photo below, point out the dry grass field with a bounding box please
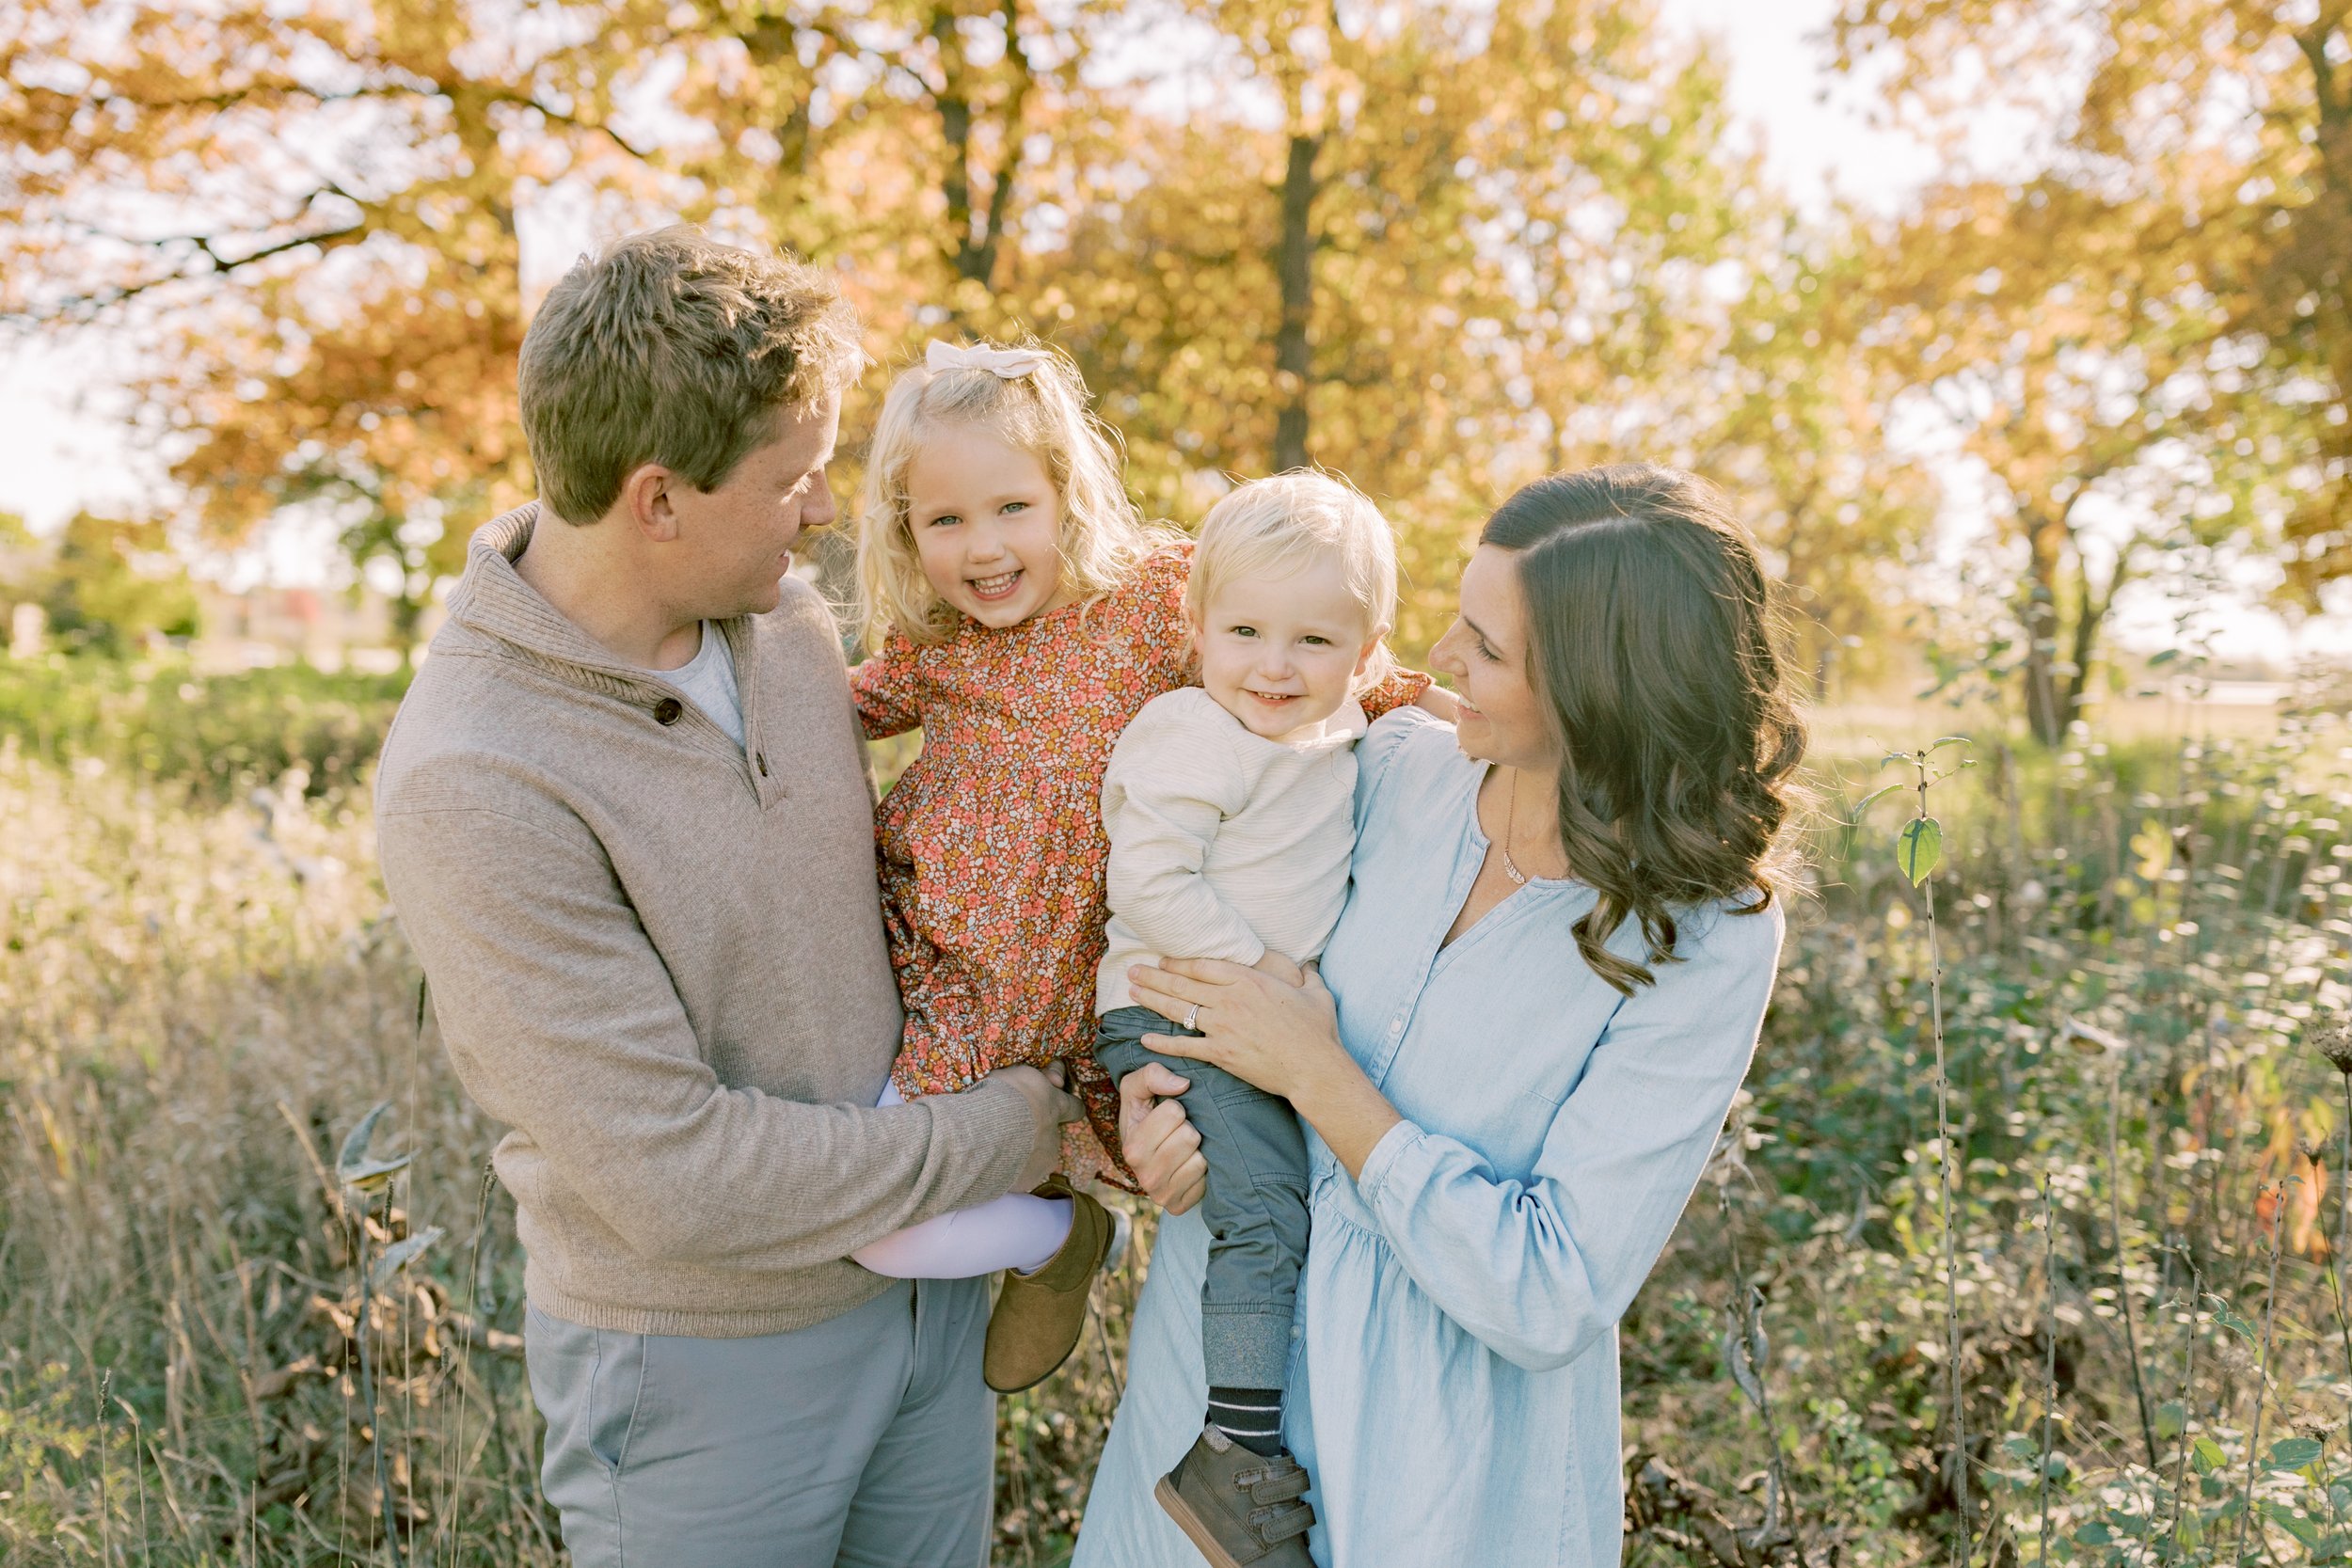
[7,665,2352,1565]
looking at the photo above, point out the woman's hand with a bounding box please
[1131,957,1407,1180]
[1119,1064,1207,1214]
[1128,958,1342,1102]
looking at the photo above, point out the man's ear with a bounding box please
[621,464,681,543]
[1354,621,1392,677]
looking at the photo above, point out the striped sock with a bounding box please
[1207,1386,1284,1457]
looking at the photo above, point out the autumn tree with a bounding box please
[1033,1,1898,652]
[0,0,1122,601]
[1694,220,1940,695]
[1833,0,2350,740]
[5,0,1932,673]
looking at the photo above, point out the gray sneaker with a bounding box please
[1153,1424,1315,1567]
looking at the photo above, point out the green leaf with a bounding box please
[2003,1435,2042,1461]
[336,1102,391,1180]
[2073,1522,2113,1545]
[1848,782,1904,823]
[1896,816,1944,886]
[2269,1437,2325,1470]
[2149,648,2181,666]
[369,1225,445,1290]
[2268,1500,2324,1548]
[2192,1436,2227,1474]
[2208,1297,2258,1342]
[337,1101,412,1194]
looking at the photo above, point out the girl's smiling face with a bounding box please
[1429,545,1557,771]
[905,422,1073,628]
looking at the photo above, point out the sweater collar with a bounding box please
[1276,699,1372,752]
[1220,693,1369,753]
[446,503,740,701]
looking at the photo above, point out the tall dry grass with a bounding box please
[8,682,2352,1565]
[0,739,1141,1565]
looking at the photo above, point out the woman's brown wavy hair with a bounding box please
[1483,463,1807,994]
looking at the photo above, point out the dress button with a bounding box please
[653,697,683,725]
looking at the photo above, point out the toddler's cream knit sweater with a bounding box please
[1094,687,1369,1016]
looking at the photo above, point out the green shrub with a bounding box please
[0,654,408,802]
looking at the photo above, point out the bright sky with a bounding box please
[2,0,2342,663]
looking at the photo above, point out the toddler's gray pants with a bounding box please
[1095,1003,1311,1390]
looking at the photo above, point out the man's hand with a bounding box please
[984,1063,1083,1192]
[1250,950,1305,986]
[1118,1064,1208,1214]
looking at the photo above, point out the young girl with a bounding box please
[845,339,1436,1395]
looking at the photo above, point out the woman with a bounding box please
[1076,464,1807,1567]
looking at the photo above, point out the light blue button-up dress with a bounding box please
[1074,707,1785,1566]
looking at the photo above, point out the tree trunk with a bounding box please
[2020,515,2069,747]
[2021,597,2065,748]
[391,586,424,673]
[931,9,977,283]
[931,1,1031,295]
[2058,557,2113,740]
[1272,132,1320,472]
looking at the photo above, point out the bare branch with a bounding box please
[7,218,370,325]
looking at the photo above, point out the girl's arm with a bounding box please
[1412,683,1461,721]
[1130,904,1784,1372]
[850,633,926,740]
[1358,665,1435,720]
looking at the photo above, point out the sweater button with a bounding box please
[653,697,683,725]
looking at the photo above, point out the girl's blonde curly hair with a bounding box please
[855,339,1177,645]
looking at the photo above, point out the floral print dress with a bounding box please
[853,543,1429,1185]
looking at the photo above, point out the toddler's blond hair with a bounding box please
[856,340,1173,644]
[1188,470,1402,694]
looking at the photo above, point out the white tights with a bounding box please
[849,1081,1074,1278]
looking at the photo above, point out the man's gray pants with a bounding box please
[524,1275,993,1568]
[1095,1004,1310,1390]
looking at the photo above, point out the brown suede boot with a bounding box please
[1153,1424,1315,1567]
[981,1180,1126,1393]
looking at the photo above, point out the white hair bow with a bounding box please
[925,340,1049,379]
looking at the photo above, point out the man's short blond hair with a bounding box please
[1188,469,1403,694]
[518,226,864,525]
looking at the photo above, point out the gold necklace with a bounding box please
[1500,769,1528,886]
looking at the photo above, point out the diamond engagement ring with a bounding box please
[1183,1004,1200,1032]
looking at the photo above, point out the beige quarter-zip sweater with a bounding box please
[376,505,1036,1338]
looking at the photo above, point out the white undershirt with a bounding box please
[646,622,744,747]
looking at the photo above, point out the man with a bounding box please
[376,226,1078,1567]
